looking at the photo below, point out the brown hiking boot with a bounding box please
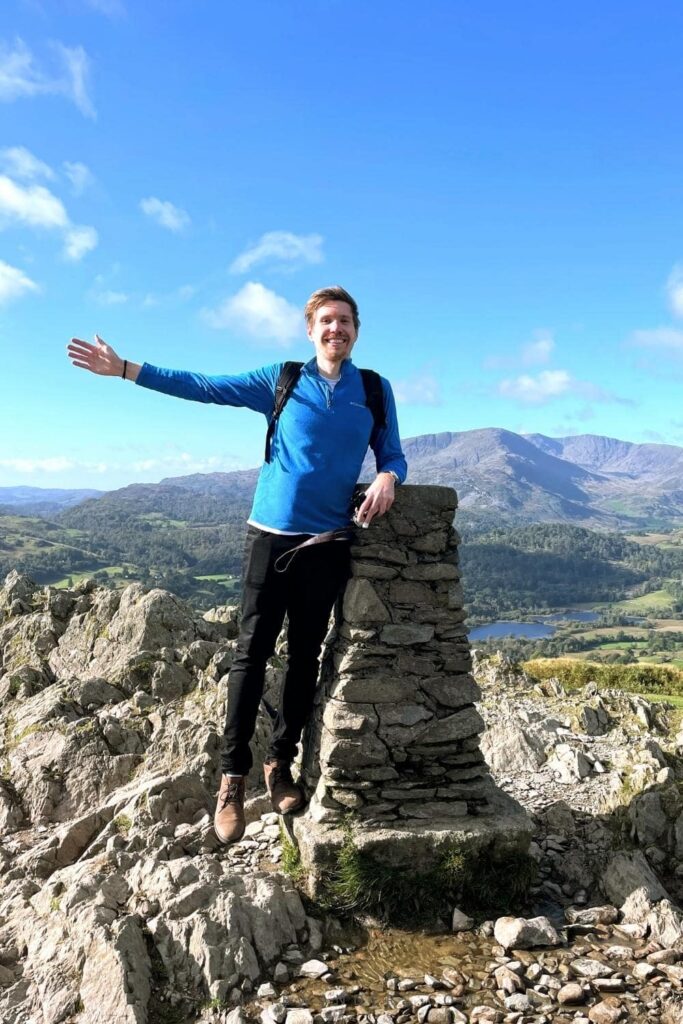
[214,775,246,844]
[264,759,306,815]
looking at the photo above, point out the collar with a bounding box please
[304,356,354,379]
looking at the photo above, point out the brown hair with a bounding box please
[304,285,360,333]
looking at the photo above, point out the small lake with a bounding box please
[469,609,600,641]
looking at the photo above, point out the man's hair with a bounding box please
[304,285,360,333]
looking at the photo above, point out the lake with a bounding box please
[469,609,600,641]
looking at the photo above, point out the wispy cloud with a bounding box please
[484,328,555,370]
[140,196,190,232]
[498,369,626,405]
[629,327,683,352]
[0,145,54,181]
[63,224,98,261]
[202,281,300,346]
[393,372,442,406]
[142,283,197,308]
[666,265,683,320]
[0,38,95,118]
[0,174,97,261]
[230,231,324,273]
[88,273,128,305]
[63,160,94,195]
[521,330,554,366]
[0,456,89,474]
[82,0,126,16]
[0,259,39,305]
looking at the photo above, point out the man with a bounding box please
[68,285,407,843]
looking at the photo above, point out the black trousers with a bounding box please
[221,525,351,775]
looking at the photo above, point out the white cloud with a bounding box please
[0,174,68,228]
[0,145,54,181]
[499,369,573,403]
[666,265,683,320]
[0,38,95,118]
[630,327,683,352]
[140,196,190,232]
[0,259,39,304]
[63,224,98,261]
[521,330,554,366]
[499,370,627,406]
[202,281,300,346]
[483,328,555,370]
[63,160,94,195]
[131,453,225,473]
[0,174,97,261]
[53,43,95,119]
[88,273,128,304]
[0,456,77,473]
[231,231,324,273]
[393,372,442,406]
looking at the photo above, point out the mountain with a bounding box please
[0,486,104,515]
[9,429,683,537]
[396,429,683,529]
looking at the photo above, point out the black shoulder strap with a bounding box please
[264,363,386,463]
[264,361,303,463]
[359,368,386,442]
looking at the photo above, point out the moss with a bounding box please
[320,821,536,925]
[50,895,62,912]
[114,813,133,835]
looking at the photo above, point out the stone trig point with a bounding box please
[293,484,532,897]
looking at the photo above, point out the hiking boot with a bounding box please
[214,775,246,844]
[264,759,306,814]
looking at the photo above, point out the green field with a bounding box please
[613,589,675,613]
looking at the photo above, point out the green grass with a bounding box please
[524,657,683,697]
[613,590,675,613]
[596,641,650,650]
[194,573,236,583]
[321,823,536,924]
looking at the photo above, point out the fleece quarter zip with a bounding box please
[136,356,407,534]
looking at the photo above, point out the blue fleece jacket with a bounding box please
[136,356,407,534]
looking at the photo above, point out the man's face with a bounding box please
[307,300,358,366]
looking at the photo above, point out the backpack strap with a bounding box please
[264,361,303,463]
[264,363,386,464]
[359,368,387,443]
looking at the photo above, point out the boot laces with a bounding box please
[219,779,243,808]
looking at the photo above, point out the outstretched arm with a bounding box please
[67,335,141,381]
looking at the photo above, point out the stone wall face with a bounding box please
[302,484,491,826]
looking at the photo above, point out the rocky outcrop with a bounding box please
[0,570,313,1024]
[474,651,683,943]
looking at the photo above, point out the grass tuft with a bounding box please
[321,822,536,925]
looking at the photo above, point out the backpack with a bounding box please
[264,361,386,463]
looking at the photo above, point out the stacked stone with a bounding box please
[303,485,491,825]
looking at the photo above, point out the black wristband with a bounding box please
[122,359,128,380]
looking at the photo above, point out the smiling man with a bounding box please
[68,284,407,843]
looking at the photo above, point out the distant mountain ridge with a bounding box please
[0,486,104,516]
[7,429,683,531]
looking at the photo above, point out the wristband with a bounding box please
[122,360,128,380]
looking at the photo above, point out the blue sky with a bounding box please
[1,0,683,490]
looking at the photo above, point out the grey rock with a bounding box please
[451,907,473,932]
[493,916,561,950]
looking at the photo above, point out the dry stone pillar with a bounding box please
[293,484,531,894]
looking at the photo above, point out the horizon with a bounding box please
[2,424,682,496]
[2,1,683,490]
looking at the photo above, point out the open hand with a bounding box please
[67,335,123,376]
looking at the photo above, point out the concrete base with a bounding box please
[290,782,534,904]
